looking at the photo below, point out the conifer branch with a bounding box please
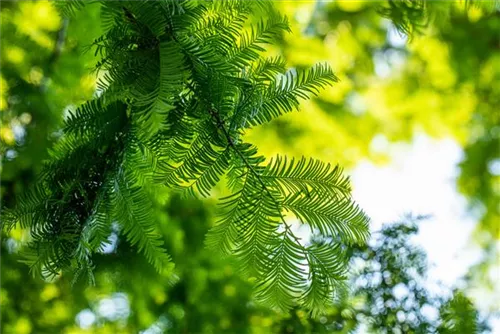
[4,0,369,313]
[207,106,307,250]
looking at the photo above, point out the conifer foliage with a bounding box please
[4,0,370,313]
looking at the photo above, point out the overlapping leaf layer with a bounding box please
[4,0,369,313]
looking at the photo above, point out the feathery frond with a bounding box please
[132,41,185,135]
[246,63,339,127]
[3,0,369,313]
[110,172,171,272]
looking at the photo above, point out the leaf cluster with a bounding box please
[3,0,369,314]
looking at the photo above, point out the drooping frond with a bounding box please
[282,193,369,245]
[79,180,114,252]
[301,242,347,316]
[263,156,352,199]
[63,98,123,137]
[206,144,369,312]
[251,56,287,82]
[232,180,282,276]
[154,120,228,191]
[110,172,171,272]
[254,230,306,310]
[262,156,369,244]
[245,63,339,127]
[132,41,185,135]
[4,0,370,313]
[2,184,49,232]
[204,191,245,255]
[227,12,291,68]
[181,147,232,197]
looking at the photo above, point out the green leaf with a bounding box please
[132,41,185,136]
[110,171,171,272]
[245,63,339,127]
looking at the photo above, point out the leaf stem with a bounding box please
[207,107,307,251]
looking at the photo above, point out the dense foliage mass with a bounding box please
[1,0,498,332]
[3,0,370,313]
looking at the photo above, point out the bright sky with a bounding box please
[351,133,500,333]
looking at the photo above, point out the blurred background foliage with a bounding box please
[0,0,498,333]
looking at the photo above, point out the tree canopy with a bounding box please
[1,0,498,333]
